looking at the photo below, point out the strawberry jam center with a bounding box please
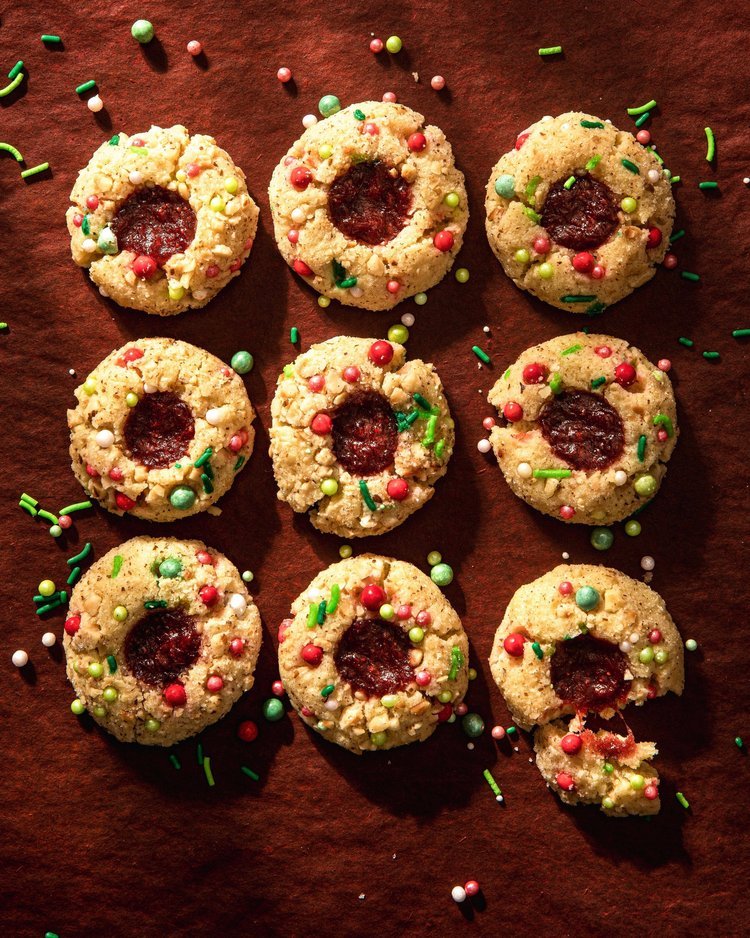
[334,617,414,698]
[123,391,195,469]
[551,634,631,713]
[328,160,412,245]
[124,608,201,686]
[111,185,196,265]
[541,174,619,251]
[331,389,398,476]
[539,389,624,470]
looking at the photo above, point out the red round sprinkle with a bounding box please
[363,121,379,136]
[382,91,397,103]
[132,138,145,148]
[229,637,245,657]
[644,783,659,800]
[396,604,412,620]
[591,264,605,279]
[559,505,575,520]
[287,228,299,244]
[491,725,506,740]
[368,340,394,366]
[437,703,453,722]
[465,881,480,898]
[228,434,244,453]
[64,615,81,636]
[649,629,663,644]
[407,132,427,152]
[515,132,530,150]
[229,258,242,272]
[300,706,314,717]
[86,195,99,211]
[594,345,612,358]
[503,633,526,657]
[663,253,678,269]
[73,214,83,227]
[636,129,651,145]
[163,682,187,707]
[614,362,637,387]
[301,643,324,666]
[206,264,220,278]
[482,416,496,430]
[386,279,401,294]
[646,226,663,249]
[556,771,575,791]
[108,467,124,482]
[416,670,431,686]
[290,166,312,190]
[115,492,136,511]
[237,720,258,742]
[455,703,468,717]
[310,412,333,435]
[121,347,144,363]
[657,429,668,442]
[206,675,224,692]
[646,681,658,700]
[433,230,455,252]
[522,362,548,385]
[361,583,387,610]
[199,585,219,607]
[503,401,523,422]
[572,251,595,273]
[343,365,360,383]
[657,358,672,372]
[416,610,432,627]
[58,515,73,529]
[277,67,292,83]
[561,733,582,755]
[278,618,293,643]
[370,38,384,53]
[196,550,213,565]
[292,258,313,276]
[533,235,551,254]
[387,478,409,501]
[559,581,573,595]
[308,374,325,392]
[132,255,157,279]
[186,162,201,178]
[272,680,285,696]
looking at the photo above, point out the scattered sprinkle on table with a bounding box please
[670,229,685,243]
[538,45,563,56]
[41,34,62,43]
[290,326,300,344]
[735,737,744,750]
[0,72,25,97]
[0,142,23,162]
[704,126,715,162]
[203,756,215,787]
[698,181,719,190]
[241,765,260,780]
[472,345,491,365]
[75,79,96,94]
[7,60,23,80]
[678,337,694,347]
[680,271,700,282]
[676,791,690,809]
[627,98,657,115]
[169,754,181,769]
[482,768,504,802]
[21,163,50,180]
[702,350,720,360]
[732,328,750,338]
[635,112,651,127]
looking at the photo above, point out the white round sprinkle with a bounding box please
[619,641,632,654]
[562,552,570,560]
[129,170,144,185]
[466,742,475,750]
[641,555,655,571]
[95,429,115,448]
[451,886,467,903]
[517,461,532,479]
[87,94,104,112]
[744,177,750,185]
[291,207,306,224]
[483,325,490,333]
[614,470,628,486]
[205,407,224,426]
[349,286,364,298]
[477,439,491,454]
[143,382,157,394]
[42,632,57,648]
[68,369,76,376]
[561,122,570,131]
[82,238,97,252]
[229,593,247,614]
[12,650,29,668]
[401,312,415,327]
[302,113,318,129]
[324,699,339,711]
[647,169,661,184]
[629,632,640,644]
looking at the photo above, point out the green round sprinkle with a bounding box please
[379,603,395,621]
[88,661,103,678]
[625,520,642,537]
[438,690,453,704]
[242,570,254,583]
[603,762,614,774]
[427,550,442,566]
[113,605,128,622]
[506,725,517,736]
[590,527,614,551]
[494,174,515,199]
[231,350,254,374]
[455,268,470,283]
[685,639,698,652]
[318,143,334,159]
[93,705,106,718]
[339,544,352,559]
[654,649,669,665]
[262,698,284,721]
[514,248,530,264]
[639,647,655,664]
[131,19,155,43]
[462,713,485,738]
[385,35,402,53]
[320,478,339,497]
[388,324,409,344]
[318,94,341,118]
[125,392,139,407]
[630,774,645,790]
[431,563,454,586]
[602,797,615,810]
[620,196,638,213]
[103,686,118,702]
[575,586,600,611]
[169,485,196,511]
[381,694,398,708]
[409,626,424,644]
[71,698,86,715]
[370,731,387,747]
[414,292,428,305]
[145,718,160,732]
[634,474,657,497]
[444,191,460,208]
[538,262,554,279]
[318,296,331,308]
[158,557,182,579]
[49,525,63,538]
[38,579,55,597]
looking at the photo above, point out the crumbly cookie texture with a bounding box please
[485,112,675,312]
[535,717,661,816]
[269,101,468,309]
[64,537,261,745]
[67,125,258,315]
[270,336,454,537]
[489,564,684,731]
[487,332,678,524]
[278,554,468,753]
[68,337,254,521]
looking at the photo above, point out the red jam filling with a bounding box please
[541,174,619,251]
[110,185,197,265]
[331,389,398,476]
[334,617,414,698]
[551,634,631,712]
[123,391,195,469]
[581,727,638,760]
[539,389,624,470]
[124,608,201,686]
[327,160,412,245]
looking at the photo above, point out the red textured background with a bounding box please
[1,1,749,935]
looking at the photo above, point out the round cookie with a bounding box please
[63,536,261,745]
[68,337,255,521]
[269,336,454,537]
[487,333,678,524]
[535,716,661,817]
[269,101,468,310]
[278,554,469,753]
[485,112,675,313]
[66,124,258,315]
[488,564,684,731]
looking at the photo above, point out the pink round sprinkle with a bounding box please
[277,67,292,83]
[533,235,550,255]
[560,505,575,520]
[86,195,99,211]
[558,580,573,595]
[206,675,224,692]
[482,416,496,431]
[186,162,200,178]
[657,358,672,372]
[396,604,412,620]
[73,214,83,227]
[58,515,73,530]
[649,629,663,644]
[308,374,325,392]
[206,264,219,278]
[644,783,659,800]
[382,91,397,103]
[272,680,285,696]
[491,725,506,740]
[657,429,668,442]
[416,610,432,627]
[455,703,468,716]
[370,38,384,53]
[594,345,612,358]
[663,253,678,269]
[636,130,651,145]
[363,121,379,135]
[187,40,203,56]
[287,229,299,244]
[415,670,431,687]
[430,75,446,90]
[386,279,401,294]
[343,365,360,383]
[591,264,606,279]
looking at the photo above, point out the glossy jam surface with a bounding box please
[124,608,201,686]
[541,174,619,250]
[334,617,414,697]
[539,390,624,470]
[124,391,195,469]
[111,185,197,265]
[551,634,631,712]
[327,161,412,245]
[331,389,398,476]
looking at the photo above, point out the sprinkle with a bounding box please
[144,600,168,609]
[321,684,335,697]
[37,509,58,524]
[503,368,511,380]
[233,455,246,472]
[75,79,96,94]
[585,154,602,171]
[591,376,607,389]
[395,409,420,431]
[676,791,690,809]
[580,120,604,129]
[698,181,719,190]
[705,127,715,162]
[169,754,181,769]
[678,337,694,347]
[0,142,23,162]
[523,206,541,223]
[108,134,120,145]
[680,271,700,282]
[653,413,674,437]
[627,98,657,116]
[560,297,595,305]
[506,726,517,736]
[635,112,651,127]
[290,326,300,344]
[128,146,149,156]
[354,108,366,120]
[421,415,438,448]
[241,765,260,780]
[435,439,446,459]
[201,472,214,494]
[702,350,720,360]
[328,583,341,614]
[21,163,50,179]
[525,175,542,199]
[306,605,317,629]
[316,600,327,625]
[635,434,648,463]
[194,447,213,468]
[203,756,215,787]
[670,229,685,243]
[472,345,491,364]
[7,61,24,80]
[621,158,640,174]
[538,45,563,56]
[483,768,504,802]
[533,468,572,479]
[59,500,93,515]
[732,328,750,338]
[449,646,465,681]
[36,600,65,616]
[0,73,25,97]
[647,145,664,165]
[413,392,432,411]
[670,176,681,184]
[587,301,607,316]
[66,566,81,586]
[561,343,583,355]
[563,175,577,189]
[359,479,378,512]
[197,743,204,765]
[107,655,117,673]
[19,500,37,516]
[41,34,62,43]
[549,373,563,394]
[111,554,123,578]
[67,543,91,566]
[735,736,744,749]
[22,493,40,508]
[531,641,544,660]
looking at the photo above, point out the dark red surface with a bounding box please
[123,390,195,468]
[542,174,620,250]
[1,2,749,936]
[327,159,412,245]
[110,184,196,266]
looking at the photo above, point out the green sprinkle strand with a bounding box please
[197,743,204,765]
[681,271,700,282]
[735,736,744,749]
[67,542,92,566]
[108,134,120,146]
[586,301,607,317]
[560,296,595,305]
[525,175,542,199]
[316,600,327,625]
[41,34,62,43]
[203,756,215,787]
[359,479,378,512]
[38,509,58,524]
[621,158,640,174]
[627,98,657,116]
[0,73,25,97]
[59,500,93,515]
[107,655,117,673]
[702,350,720,360]
[523,206,541,223]
[533,468,572,479]
[549,373,563,394]
[8,61,24,80]
[20,493,38,507]
[21,163,50,179]
[194,447,213,468]
[637,435,647,461]
[290,326,300,344]
[580,120,604,129]
[538,45,563,56]
[144,600,168,609]
[732,328,750,338]
[653,413,674,437]
[531,641,544,660]
[585,154,602,171]
[36,600,65,615]
[241,765,260,780]
[413,392,432,411]
[67,566,82,586]
[670,229,685,242]
[421,414,438,448]
[678,337,694,347]
[647,145,664,165]
[169,754,181,769]
[635,112,651,127]
[435,439,445,459]
[483,768,503,801]
[561,343,583,355]
[129,146,148,156]
[676,791,690,809]
[0,141,23,161]
[75,79,96,94]
[472,345,491,364]
[698,181,719,190]
[81,214,91,235]
[704,126,715,162]
[19,500,37,516]
[201,472,214,494]
[306,605,317,629]
[591,376,607,389]
[395,409,420,432]
[328,583,340,614]
[506,726,517,736]
[321,684,334,698]
[670,176,681,184]
[111,555,123,578]
[563,175,576,189]
[449,646,465,681]
[233,455,246,472]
